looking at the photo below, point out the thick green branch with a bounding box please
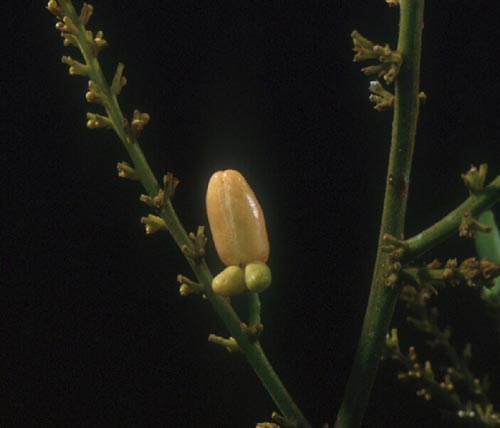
[333,2,425,428]
[404,177,500,260]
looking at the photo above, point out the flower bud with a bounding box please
[244,262,272,293]
[212,266,246,297]
[206,170,269,266]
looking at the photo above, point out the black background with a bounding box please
[3,1,500,427]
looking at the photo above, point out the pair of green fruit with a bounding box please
[212,262,272,296]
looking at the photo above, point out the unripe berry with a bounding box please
[244,261,272,293]
[212,266,246,297]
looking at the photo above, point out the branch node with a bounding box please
[241,322,264,342]
[462,164,488,196]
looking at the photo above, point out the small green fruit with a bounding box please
[244,262,272,293]
[212,266,246,297]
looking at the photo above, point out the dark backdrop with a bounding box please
[3,1,500,427]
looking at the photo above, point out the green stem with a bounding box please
[200,267,310,427]
[404,177,500,260]
[247,292,262,326]
[333,2,425,428]
[55,2,310,426]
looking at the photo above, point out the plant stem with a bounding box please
[404,177,500,260]
[333,1,425,428]
[247,292,262,326]
[55,2,311,426]
[164,203,311,428]
[199,264,310,428]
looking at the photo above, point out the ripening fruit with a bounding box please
[212,266,246,296]
[244,261,272,293]
[206,170,269,266]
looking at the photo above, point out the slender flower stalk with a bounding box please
[49,2,311,426]
[334,2,425,427]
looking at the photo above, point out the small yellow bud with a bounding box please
[212,266,246,297]
[206,170,269,266]
[85,91,98,103]
[62,16,80,36]
[47,0,63,17]
[140,214,167,235]
[244,262,272,293]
